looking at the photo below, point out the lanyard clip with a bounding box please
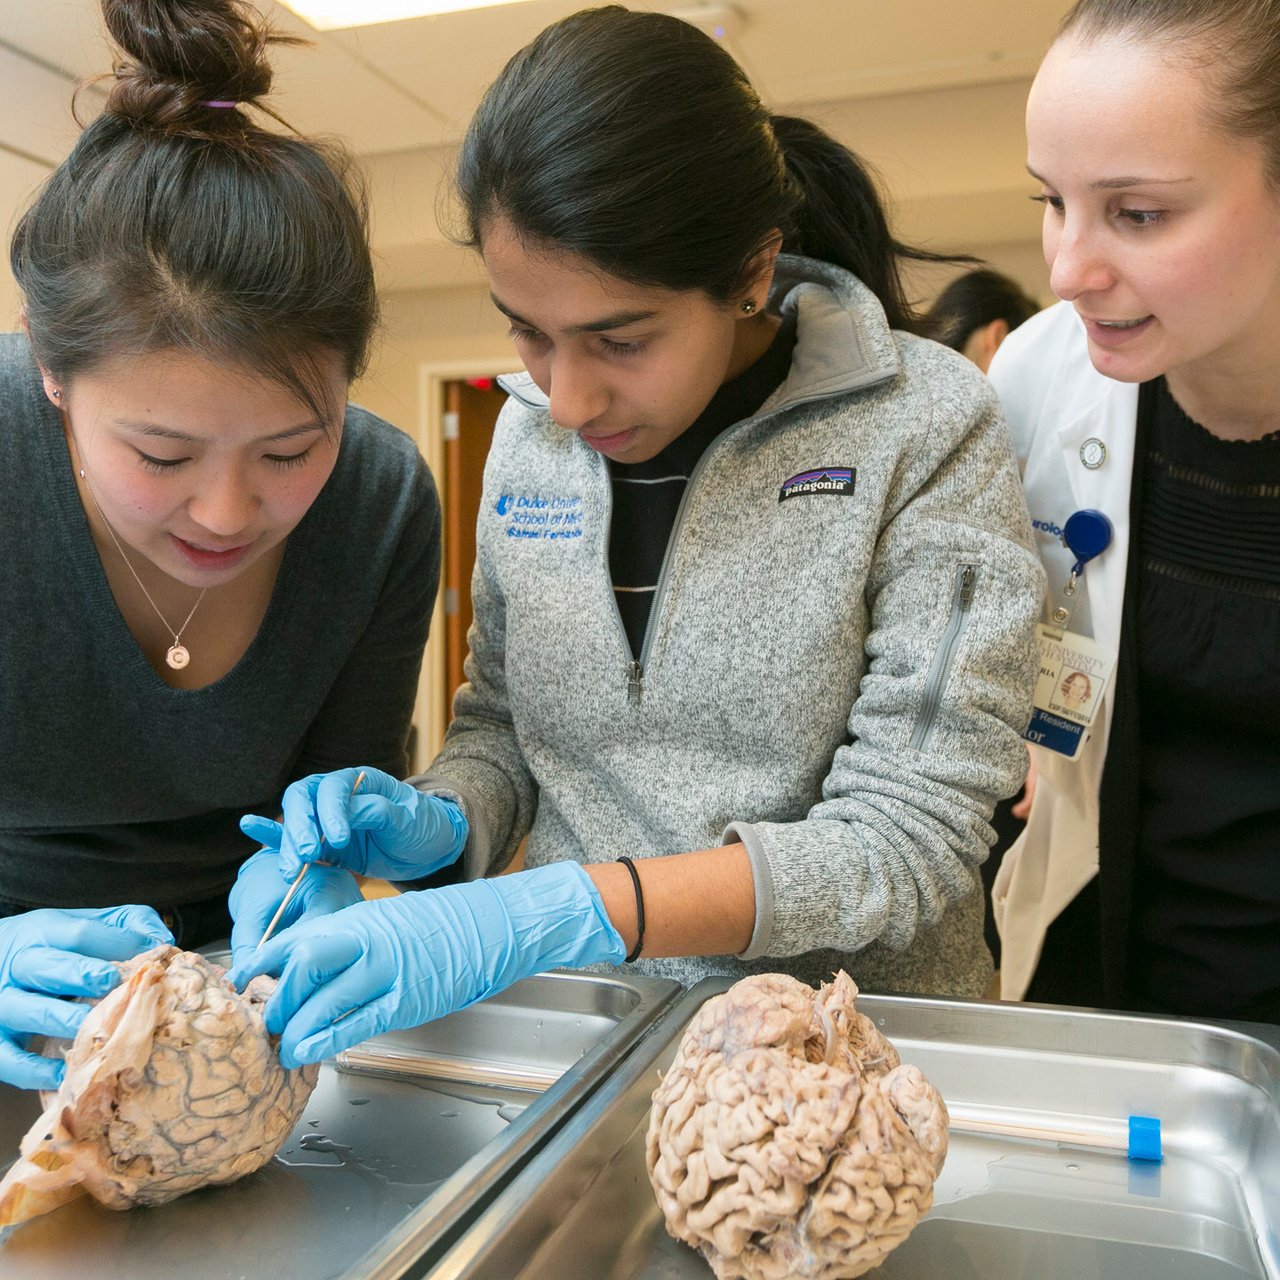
[1053,509,1113,627]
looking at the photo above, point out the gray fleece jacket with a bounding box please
[414,256,1044,998]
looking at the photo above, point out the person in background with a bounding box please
[925,268,1041,374]
[232,5,1044,1070]
[990,0,1280,1022]
[0,0,440,1090]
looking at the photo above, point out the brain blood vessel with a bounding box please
[0,946,318,1226]
[646,971,949,1280]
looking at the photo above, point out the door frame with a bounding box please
[411,357,518,772]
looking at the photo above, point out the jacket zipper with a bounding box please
[611,432,738,706]
[908,563,978,750]
[598,351,900,705]
[602,485,648,705]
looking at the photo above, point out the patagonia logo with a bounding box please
[779,467,857,503]
[494,492,585,541]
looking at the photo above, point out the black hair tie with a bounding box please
[616,856,646,963]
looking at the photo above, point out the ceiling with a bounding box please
[0,0,1065,294]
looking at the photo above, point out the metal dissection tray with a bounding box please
[0,968,680,1280]
[426,979,1280,1280]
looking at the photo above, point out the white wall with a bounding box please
[0,33,105,332]
[0,38,83,329]
[350,279,514,431]
[0,151,48,329]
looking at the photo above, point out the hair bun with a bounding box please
[101,0,287,130]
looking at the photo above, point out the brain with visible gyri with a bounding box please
[646,971,948,1280]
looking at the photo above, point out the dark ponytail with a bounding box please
[456,6,957,332]
[770,116,961,332]
[12,0,377,419]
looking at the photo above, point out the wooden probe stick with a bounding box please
[257,770,367,947]
[948,1111,1127,1151]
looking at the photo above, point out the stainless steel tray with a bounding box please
[0,968,680,1280]
[427,980,1280,1280]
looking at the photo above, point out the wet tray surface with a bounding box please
[428,980,1280,1280]
[0,969,679,1280]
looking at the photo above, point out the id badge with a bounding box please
[1023,624,1117,760]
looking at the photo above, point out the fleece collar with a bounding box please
[497,254,900,416]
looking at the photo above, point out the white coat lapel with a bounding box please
[1053,380,1138,658]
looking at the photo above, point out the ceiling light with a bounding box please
[275,0,537,31]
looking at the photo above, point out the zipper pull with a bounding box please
[959,564,977,609]
[626,660,644,705]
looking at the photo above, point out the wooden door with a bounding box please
[443,379,508,712]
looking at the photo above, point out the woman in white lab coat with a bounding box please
[989,0,1280,1022]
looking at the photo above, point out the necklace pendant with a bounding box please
[166,643,191,670]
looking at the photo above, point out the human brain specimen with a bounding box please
[0,946,318,1226]
[646,971,948,1280]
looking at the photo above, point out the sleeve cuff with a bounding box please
[406,771,493,882]
[723,821,776,962]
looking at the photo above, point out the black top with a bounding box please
[0,333,440,915]
[1128,377,1280,1019]
[608,314,798,656]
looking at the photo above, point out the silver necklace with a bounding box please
[78,468,208,670]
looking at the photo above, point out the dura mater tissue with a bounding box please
[0,946,318,1226]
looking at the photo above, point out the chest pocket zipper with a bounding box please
[909,563,978,751]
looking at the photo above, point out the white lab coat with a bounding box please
[987,301,1140,1000]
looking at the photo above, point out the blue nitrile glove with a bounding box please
[0,905,174,1090]
[227,849,365,970]
[239,766,468,883]
[229,862,625,1068]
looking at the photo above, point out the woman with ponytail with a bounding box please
[233,7,1045,1070]
[989,0,1280,1021]
[0,0,443,1089]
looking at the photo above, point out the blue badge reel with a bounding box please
[1024,510,1118,760]
[1063,510,1113,585]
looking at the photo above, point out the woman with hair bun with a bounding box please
[0,0,443,1089]
[232,6,1045,1070]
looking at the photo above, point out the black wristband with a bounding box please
[616,856,646,963]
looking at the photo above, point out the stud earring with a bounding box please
[52,388,62,399]
[741,299,757,316]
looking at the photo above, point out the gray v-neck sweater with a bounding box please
[0,334,440,912]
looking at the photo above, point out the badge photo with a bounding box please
[1024,625,1116,760]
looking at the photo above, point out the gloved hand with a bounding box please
[229,862,625,1068]
[0,905,174,1091]
[239,766,468,883]
[228,849,365,970]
